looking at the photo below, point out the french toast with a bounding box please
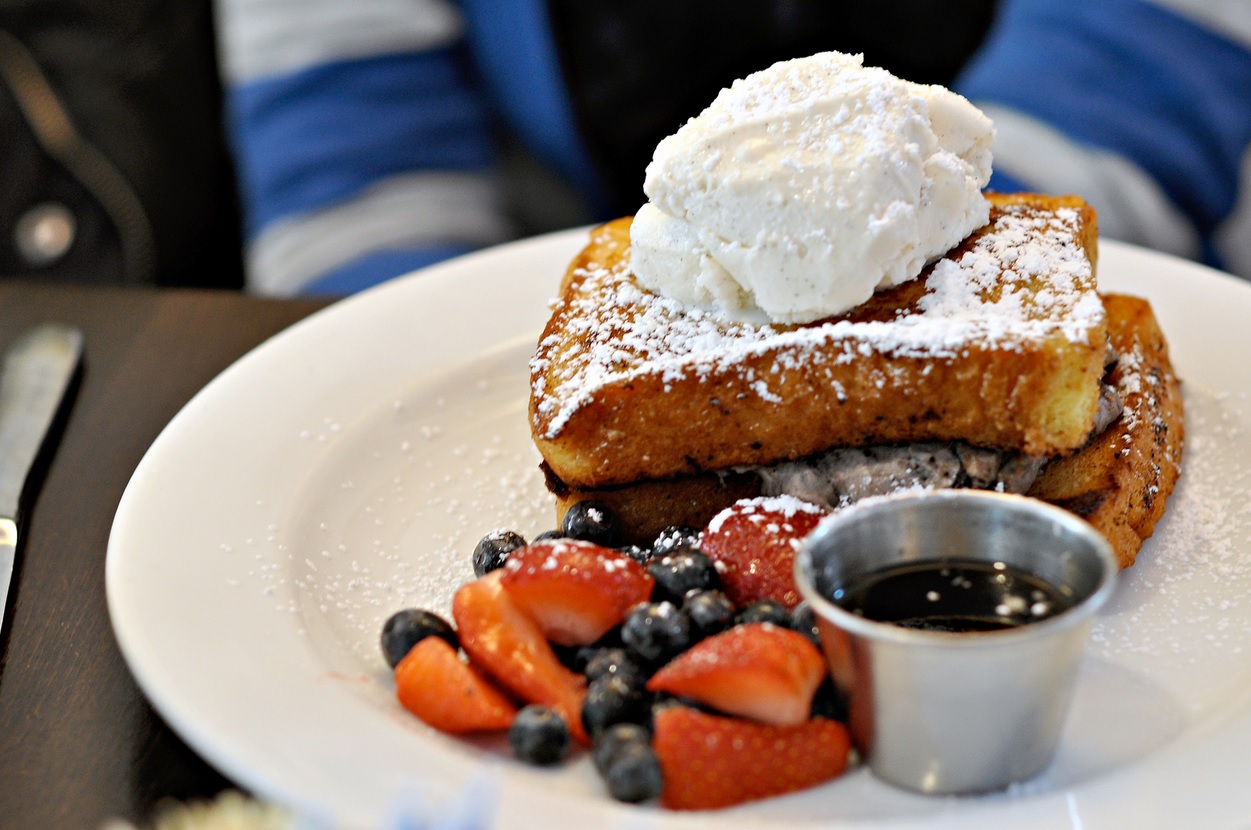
[545,292,1184,567]
[529,193,1184,568]
[1028,293,1184,567]
[530,193,1107,492]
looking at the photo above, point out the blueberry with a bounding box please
[508,705,571,766]
[597,731,663,803]
[561,501,621,546]
[647,547,718,603]
[532,529,564,542]
[810,676,849,723]
[582,674,649,737]
[592,722,652,774]
[552,643,587,672]
[619,544,651,566]
[736,598,791,627]
[471,529,526,577]
[790,600,822,647]
[380,609,458,667]
[621,601,691,665]
[651,525,700,556]
[682,590,735,641]
[583,647,646,685]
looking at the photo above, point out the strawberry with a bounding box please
[500,539,654,646]
[452,571,590,744]
[652,705,851,810]
[646,622,827,726]
[698,496,828,609]
[393,637,516,734]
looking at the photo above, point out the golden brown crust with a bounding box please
[530,194,1106,490]
[1027,293,1184,567]
[550,293,1184,566]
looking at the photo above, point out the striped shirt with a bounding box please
[217,0,1251,295]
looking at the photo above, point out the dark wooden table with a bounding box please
[0,281,333,830]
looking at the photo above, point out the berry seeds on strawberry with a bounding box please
[652,705,851,810]
[499,538,654,646]
[452,570,590,744]
[646,622,827,726]
[393,637,517,733]
[698,495,828,609]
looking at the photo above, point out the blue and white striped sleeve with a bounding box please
[954,0,1251,279]
[216,0,513,296]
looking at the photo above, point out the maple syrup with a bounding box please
[835,559,1074,632]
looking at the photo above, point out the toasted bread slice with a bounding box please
[1028,293,1184,567]
[548,293,1183,568]
[530,193,1106,491]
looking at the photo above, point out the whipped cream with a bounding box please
[629,51,995,324]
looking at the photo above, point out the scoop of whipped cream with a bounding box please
[629,51,994,324]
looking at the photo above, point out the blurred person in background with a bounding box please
[1,0,244,287]
[215,0,1251,296]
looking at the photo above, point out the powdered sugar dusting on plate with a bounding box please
[1089,382,1251,714]
[273,342,552,668]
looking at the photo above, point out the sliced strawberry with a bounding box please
[653,705,851,810]
[394,637,516,734]
[500,539,654,646]
[698,495,828,609]
[646,622,826,726]
[452,570,590,744]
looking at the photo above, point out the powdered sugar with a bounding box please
[1086,382,1251,715]
[705,493,828,535]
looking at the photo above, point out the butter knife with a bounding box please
[0,324,83,642]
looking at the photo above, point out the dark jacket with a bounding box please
[0,0,243,287]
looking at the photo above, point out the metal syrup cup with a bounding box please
[794,490,1118,795]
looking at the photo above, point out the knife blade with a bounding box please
[0,324,83,643]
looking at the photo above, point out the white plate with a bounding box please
[107,231,1251,829]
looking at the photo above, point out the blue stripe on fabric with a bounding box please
[300,244,475,296]
[227,47,495,238]
[956,0,1251,233]
[456,0,610,213]
[987,171,1029,194]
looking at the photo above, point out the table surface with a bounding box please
[0,281,333,830]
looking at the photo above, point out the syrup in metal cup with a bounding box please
[793,490,1118,795]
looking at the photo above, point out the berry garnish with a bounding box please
[652,705,851,810]
[790,600,822,647]
[582,674,649,737]
[561,500,621,546]
[592,721,652,773]
[472,529,527,577]
[593,724,663,803]
[583,646,646,685]
[619,544,651,566]
[698,496,827,609]
[509,705,572,766]
[681,590,735,641]
[736,598,792,627]
[651,525,700,556]
[646,622,827,726]
[810,676,849,723]
[646,547,718,604]
[500,539,654,646]
[621,601,692,666]
[393,637,516,734]
[380,608,458,668]
[452,571,589,745]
